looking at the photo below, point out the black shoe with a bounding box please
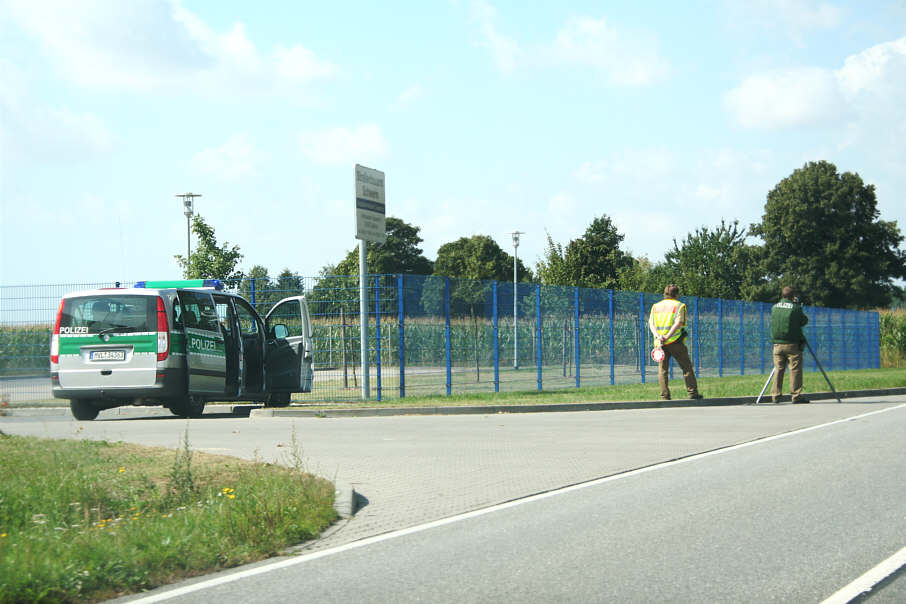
[689,393,704,400]
[792,397,810,404]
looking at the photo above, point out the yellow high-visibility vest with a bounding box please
[650,299,686,345]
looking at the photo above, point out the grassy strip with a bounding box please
[0,430,336,603]
[288,368,906,408]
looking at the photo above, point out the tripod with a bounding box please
[754,339,841,404]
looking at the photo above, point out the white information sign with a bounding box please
[355,164,386,243]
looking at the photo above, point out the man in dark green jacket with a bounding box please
[770,286,809,403]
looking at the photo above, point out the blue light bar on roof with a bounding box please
[134,279,224,290]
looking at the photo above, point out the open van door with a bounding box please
[176,290,226,395]
[265,296,313,393]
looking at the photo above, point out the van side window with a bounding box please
[233,299,260,335]
[178,291,220,332]
[269,300,303,337]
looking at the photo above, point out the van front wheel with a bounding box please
[70,399,100,421]
[168,396,205,418]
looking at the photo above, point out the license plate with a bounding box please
[90,350,125,361]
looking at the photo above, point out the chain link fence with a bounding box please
[0,276,880,404]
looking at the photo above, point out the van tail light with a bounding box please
[50,300,64,364]
[156,296,169,361]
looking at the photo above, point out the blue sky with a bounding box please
[2,0,905,286]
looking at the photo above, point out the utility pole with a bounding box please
[511,231,524,370]
[176,193,201,260]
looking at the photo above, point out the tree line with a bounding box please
[178,160,906,310]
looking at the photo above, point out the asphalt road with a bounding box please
[1,398,904,602]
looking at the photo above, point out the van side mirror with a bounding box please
[273,324,288,339]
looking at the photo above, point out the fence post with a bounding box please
[759,302,765,374]
[694,297,700,376]
[608,289,615,386]
[855,310,862,369]
[536,284,542,391]
[397,275,405,398]
[375,276,382,402]
[718,298,724,377]
[493,281,499,393]
[639,293,646,384]
[841,310,848,370]
[739,301,744,376]
[574,287,580,389]
[445,277,451,396]
[250,278,256,305]
[827,307,833,371]
[871,311,881,369]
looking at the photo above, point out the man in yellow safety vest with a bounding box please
[648,284,703,401]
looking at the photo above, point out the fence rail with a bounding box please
[0,275,880,404]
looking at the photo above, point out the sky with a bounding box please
[2,0,905,287]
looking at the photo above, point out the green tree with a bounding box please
[662,220,758,299]
[333,217,434,276]
[174,215,243,281]
[275,268,304,296]
[749,161,906,308]
[419,235,532,316]
[536,215,633,289]
[240,265,278,310]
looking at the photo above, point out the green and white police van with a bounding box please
[50,279,314,420]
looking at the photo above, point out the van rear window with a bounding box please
[61,296,156,334]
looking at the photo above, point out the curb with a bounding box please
[249,387,906,419]
[4,388,904,420]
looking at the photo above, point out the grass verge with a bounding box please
[0,430,336,603]
[286,367,906,409]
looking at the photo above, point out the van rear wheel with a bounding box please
[70,399,100,421]
[168,396,205,418]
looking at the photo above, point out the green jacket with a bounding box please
[771,299,808,345]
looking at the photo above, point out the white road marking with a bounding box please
[821,545,906,604]
[129,403,906,603]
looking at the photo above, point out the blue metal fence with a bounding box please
[0,275,881,404]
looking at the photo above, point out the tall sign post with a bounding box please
[355,164,386,400]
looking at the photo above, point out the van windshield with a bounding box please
[61,295,156,334]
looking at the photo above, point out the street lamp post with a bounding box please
[511,231,524,370]
[176,193,201,260]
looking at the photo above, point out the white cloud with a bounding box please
[396,83,426,107]
[190,135,265,181]
[728,1,843,45]
[471,0,521,74]
[724,67,846,129]
[470,2,667,85]
[3,0,335,93]
[0,60,113,162]
[299,124,389,165]
[725,36,906,133]
[551,17,669,86]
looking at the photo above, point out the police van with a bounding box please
[50,279,314,420]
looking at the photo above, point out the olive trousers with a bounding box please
[658,340,699,400]
[772,343,804,402]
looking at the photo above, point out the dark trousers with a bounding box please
[659,340,699,399]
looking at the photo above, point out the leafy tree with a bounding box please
[275,268,304,296]
[174,215,243,281]
[239,265,278,309]
[425,234,532,317]
[617,256,673,294]
[749,161,906,308]
[536,215,633,289]
[662,220,758,299]
[333,217,434,276]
